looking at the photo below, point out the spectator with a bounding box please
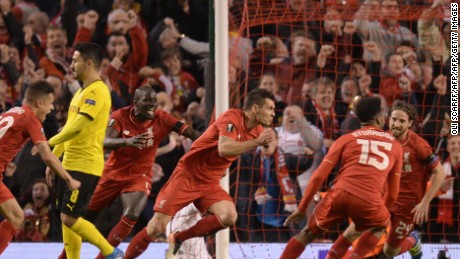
[427,134,460,242]
[257,73,286,126]
[379,52,418,107]
[302,77,347,149]
[418,1,450,64]
[354,0,419,61]
[317,9,363,83]
[159,48,200,113]
[39,26,70,80]
[236,131,298,242]
[16,179,53,242]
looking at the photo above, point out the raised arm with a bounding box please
[297,118,323,152]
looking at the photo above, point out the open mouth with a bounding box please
[52,44,63,51]
[391,127,402,133]
[146,107,155,116]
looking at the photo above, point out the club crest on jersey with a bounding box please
[108,119,115,127]
[227,124,234,132]
[85,99,96,105]
[123,130,130,135]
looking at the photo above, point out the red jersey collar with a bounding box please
[22,104,33,114]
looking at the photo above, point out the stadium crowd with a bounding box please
[0,0,457,258]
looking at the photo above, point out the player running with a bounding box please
[330,100,446,259]
[279,96,403,259]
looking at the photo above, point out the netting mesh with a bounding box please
[223,0,456,256]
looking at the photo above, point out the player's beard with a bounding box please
[391,126,406,139]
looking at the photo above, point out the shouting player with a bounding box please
[85,86,200,259]
[331,100,446,259]
[279,96,403,259]
[0,80,80,255]
[124,88,277,258]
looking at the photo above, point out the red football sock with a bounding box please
[397,236,416,255]
[326,234,352,259]
[279,238,307,259]
[0,220,18,255]
[125,228,152,259]
[95,216,137,259]
[348,230,380,258]
[57,248,67,259]
[174,215,225,243]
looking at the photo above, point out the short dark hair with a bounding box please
[25,80,55,102]
[74,42,104,69]
[389,99,417,122]
[243,88,275,111]
[133,85,155,102]
[47,25,66,36]
[108,31,132,51]
[384,52,402,65]
[355,96,382,124]
[160,48,181,62]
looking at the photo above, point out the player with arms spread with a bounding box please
[331,100,446,259]
[0,80,80,255]
[279,96,403,259]
[84,85,201,259]
[48,42,123,259]
[124,88,277,259]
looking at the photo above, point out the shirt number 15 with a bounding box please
[357,139,392,170]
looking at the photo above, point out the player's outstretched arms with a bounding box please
[283,209,306,226]
[36,142,81,190]
[218,128,275,157]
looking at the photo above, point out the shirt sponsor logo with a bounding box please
[66,204,75,211]
[403,152,412,172]
[85,99,96,105]
[227,124,234,132]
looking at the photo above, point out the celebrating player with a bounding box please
[48,42,123,259]
[124,88,277,258]
[0,80,80,255]
[84,86,200,259]
[279,96,403,259]
[330,100,446,259]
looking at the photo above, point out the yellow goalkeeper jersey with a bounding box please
[56,80,111,176]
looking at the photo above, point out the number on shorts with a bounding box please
[356,139,392,170]
[394,221,413,239]
[0,116,14,140]
[69,189,80,203]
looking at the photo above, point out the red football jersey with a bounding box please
[0,105,46,176]
[103,106,187,179]
[179,109,264,184]
[330,126,403,206]
[393,130,439,210]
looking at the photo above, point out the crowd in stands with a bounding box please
[0,0,457,249]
